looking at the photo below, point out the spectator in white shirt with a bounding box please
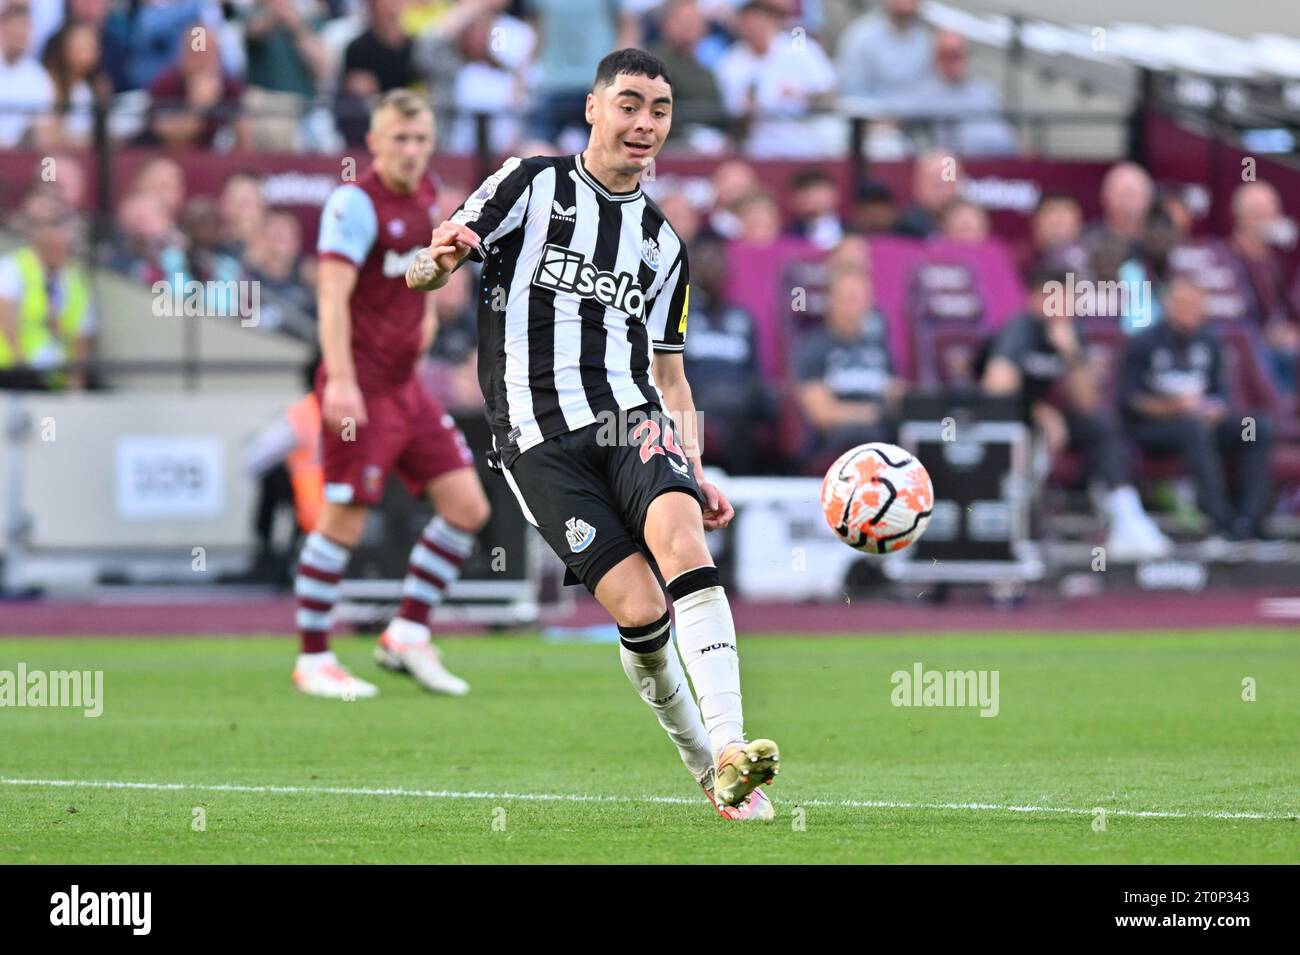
[903,30,1017,156]
[22,0,59,57]
[415,0,536,154]
[0,0,55,148]
[713,0,840,158]
[835,0,933,107]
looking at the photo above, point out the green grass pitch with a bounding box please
[1,631,1296,863]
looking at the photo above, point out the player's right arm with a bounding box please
[316,184,379,430]
[317,258,367,429]
[408,156,536,292]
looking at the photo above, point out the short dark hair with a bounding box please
[593,48,672,93]
[1145,206,1175,230]
[855,179,894,204]
[790,168,833,191]
[1034,190,1080,214]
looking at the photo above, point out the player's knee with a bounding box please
[457,494,491,533]
[606,582,666,629]
[316,504,367,548]
[655,524,710,577]
[619,598,667,630]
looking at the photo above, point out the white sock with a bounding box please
[620,643,712,778]
[669,573,745,759]
[295,650,338,670]
[386,617,431,645]
[618,613,712,778]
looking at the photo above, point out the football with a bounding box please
[820,442,935,553]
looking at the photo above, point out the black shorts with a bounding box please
[500,405,707,594]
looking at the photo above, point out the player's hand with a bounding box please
[428,221,481,272]
[322,378,368,432]
[699,481,735,532]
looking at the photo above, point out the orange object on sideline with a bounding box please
[285,393,325,532]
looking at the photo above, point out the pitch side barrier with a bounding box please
[0,393,545,623]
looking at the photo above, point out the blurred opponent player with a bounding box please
[292,90,490,699]
[407,50,778,819]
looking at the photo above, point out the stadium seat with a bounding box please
[1210,323,1300,491]
[913,324,986,387]
[1210,321,1288,421]
[777,256,832,335]
[725,237,822,379]
[876,236,1025,380]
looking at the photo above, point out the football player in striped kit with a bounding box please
[406,50,779,820]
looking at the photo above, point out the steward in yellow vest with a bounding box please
[0,192,93,389]
[0,247,90,371]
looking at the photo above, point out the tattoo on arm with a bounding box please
[407,248,441,290]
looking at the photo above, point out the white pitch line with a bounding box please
[1,777,1294,822]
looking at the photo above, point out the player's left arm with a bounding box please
[647,245,731,529]
[653,350,734,532]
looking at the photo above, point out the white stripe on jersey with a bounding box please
[554,181,600,431]
[502,166,556,452]
[605,196,654,410]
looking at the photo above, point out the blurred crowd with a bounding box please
[682,160,1299,545]
[3,146,1298,529]
[0,0,1018,158]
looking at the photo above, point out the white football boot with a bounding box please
[293,657,379,700]
[374,631,470,696]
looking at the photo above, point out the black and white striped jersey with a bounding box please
[449,153,690,467]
